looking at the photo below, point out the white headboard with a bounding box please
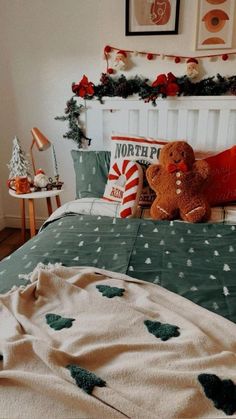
[84,96,236,151]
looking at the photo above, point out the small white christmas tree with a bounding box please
[7,136,31,178]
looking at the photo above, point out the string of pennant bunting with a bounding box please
[104,44,236,73]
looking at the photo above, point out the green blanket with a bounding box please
[0,214,235,323]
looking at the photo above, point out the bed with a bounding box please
[0,97,236,418]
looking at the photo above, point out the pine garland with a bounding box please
[55,73,236,148]
[55,98,91,149]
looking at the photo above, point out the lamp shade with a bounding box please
[31,127,51,151]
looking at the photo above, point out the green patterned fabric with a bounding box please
[71,150,110,199]
[0,215,236,323]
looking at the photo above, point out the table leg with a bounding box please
[28,199,36,237]
[46,197,53,216]
[20,199,26,243]
[55,195,61,208]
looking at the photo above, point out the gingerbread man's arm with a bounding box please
[193,159,210,180]
[146,164,162,190]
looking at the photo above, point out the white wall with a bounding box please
[1,0,236,229]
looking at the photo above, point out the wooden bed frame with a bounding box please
[84,96,236,151]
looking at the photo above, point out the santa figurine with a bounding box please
[34,169,49,189]
[114,50,127,71]
[186,58,199,80]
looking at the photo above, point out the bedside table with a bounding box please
[9,189,63,242]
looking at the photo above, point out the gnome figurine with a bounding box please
[34,169,49,189]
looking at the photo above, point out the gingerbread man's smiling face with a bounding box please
[160,141,195,172]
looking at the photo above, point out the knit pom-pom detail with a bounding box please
[198,373,236,416]
[66,364,106,394]
[46,313,75,330]
[144,320,180,341]
[96,284,125,298]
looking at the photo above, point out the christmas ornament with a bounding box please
[175,57,181,63]
[114,50,127,71]
[33,169,49,189]
[222,54,229,61]
[186,58,199,79]
[107,67,114,74]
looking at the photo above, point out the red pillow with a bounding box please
[204,145,236,205]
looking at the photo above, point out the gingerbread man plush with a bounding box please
[146,141,211,223]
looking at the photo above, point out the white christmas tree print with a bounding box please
[7,137,31,178]
[213,302,219,310]
[153,276,160,284]
[223,286,230,296]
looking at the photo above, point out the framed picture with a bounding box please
[125,0,180,36]
[196,0,235,50]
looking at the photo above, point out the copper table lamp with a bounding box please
[30,127,51,175]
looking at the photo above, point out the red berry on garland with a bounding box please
[147,53,153,60]
[104,45,111,54]
[107,68,114,74]
[222,54,228,61]
[175,57,181,63]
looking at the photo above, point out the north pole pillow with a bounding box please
[103,134,167,206]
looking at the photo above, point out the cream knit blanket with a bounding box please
[0,265,236,418]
